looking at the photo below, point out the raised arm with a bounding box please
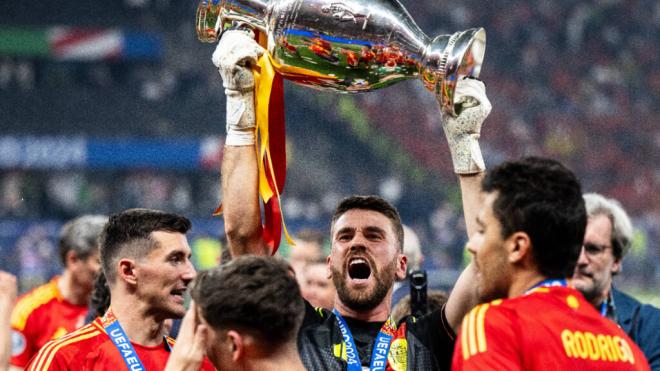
[438,78,491,331]
[222,146,268,256]
[214,30,270,257]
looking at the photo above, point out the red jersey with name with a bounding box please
[11,277,88,367]
[25,318,215,370]
[452,286,650,371]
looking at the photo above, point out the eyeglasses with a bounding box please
[582,242,611,257]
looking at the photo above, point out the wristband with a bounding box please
[224,89,256,146]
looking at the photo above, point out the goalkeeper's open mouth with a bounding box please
[346,255,373,286]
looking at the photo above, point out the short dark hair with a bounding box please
[331,196,404,251]
[90,271,110,318]
[482,157,586,278]
[192,256,304,347]
[59,215,108,266]
[99,208,191,284]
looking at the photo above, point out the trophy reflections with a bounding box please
[196,0,486,116]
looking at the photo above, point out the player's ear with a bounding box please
[118,259,138,285]
[507,231,531,264]
[326,255,332,280]
[227,330,244,362]
[395,254,407,281]
[611,255,623,276]
[65,250,80,267]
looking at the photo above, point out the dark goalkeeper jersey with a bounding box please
[298,300,455,370]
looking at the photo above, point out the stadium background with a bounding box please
[0,0,658,303]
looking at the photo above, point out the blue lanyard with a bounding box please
[102,308,171,371]
[526,278,567,294]
[600,298,609,317]
[332,309,396,371]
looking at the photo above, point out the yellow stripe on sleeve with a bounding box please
[467,305,478,356]
[476,304,490,353]
[461,313,470,360]
[11,281,59,330]
[29,325,98,371]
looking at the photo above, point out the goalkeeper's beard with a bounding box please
[330,257,397,311]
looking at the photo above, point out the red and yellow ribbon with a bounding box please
[253,32,293,252]
[214,32,293,253]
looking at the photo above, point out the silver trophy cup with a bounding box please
[197,0,486,116]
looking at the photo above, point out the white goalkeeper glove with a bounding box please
[212,29,265,146]
[441,77,492,174]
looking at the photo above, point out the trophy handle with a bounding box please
[422,28,486,117]
[196,0,269,43]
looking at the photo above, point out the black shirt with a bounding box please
[298,300,455,370]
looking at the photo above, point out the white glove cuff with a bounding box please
[446,134,485,174]
[225,89,256,146]
[225,127,255,146]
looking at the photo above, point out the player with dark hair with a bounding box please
[452,157,649,370]
[216,29,490,370]
[573,193,660,369]
[88,272,110,320]
[10,215,107,370]
[25,208,213,371]
[166,255,306,371]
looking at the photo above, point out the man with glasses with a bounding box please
[573,193,660,369]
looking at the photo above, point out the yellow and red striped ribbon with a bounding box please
[214,31,293,253]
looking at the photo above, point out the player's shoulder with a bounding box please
[11,279,60,330]
[301,299,332,328]
[498,286,582,313]
[25,322,104,371]
[457,300,520,363]
[463,299,515,328]
[522,286,595,315]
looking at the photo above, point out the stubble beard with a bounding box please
[477,268,510,303]
[331,257,397,312]
[146,294,186,321]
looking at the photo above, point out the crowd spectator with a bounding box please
[573,193,660,369]
[392,225,425,307]
[301,260,335,310]
[288,229,326,292]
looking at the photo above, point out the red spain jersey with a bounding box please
[25,318,216,370]
[11,277,88,367]
[452,285,650,371]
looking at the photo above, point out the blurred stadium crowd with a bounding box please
[0,0,658,296]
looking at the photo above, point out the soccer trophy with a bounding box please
[196,0,486,116]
